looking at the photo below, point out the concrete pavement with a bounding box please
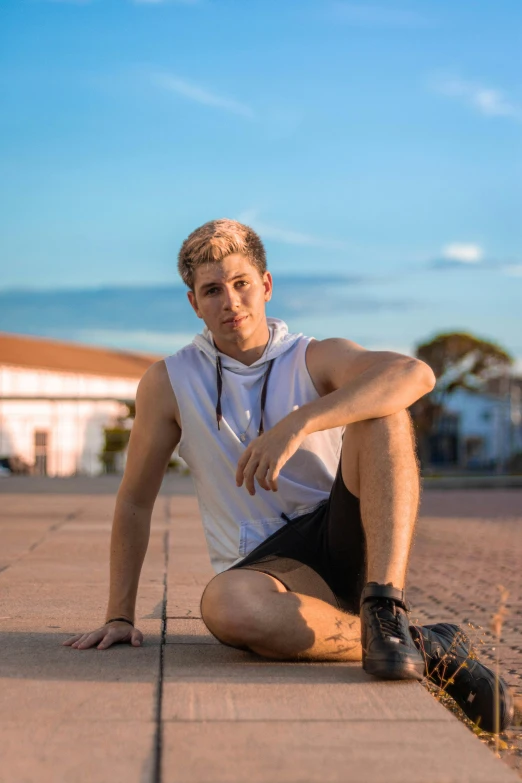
[0,482,520,783]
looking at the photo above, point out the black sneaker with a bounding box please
[410,622,515,732]
[360,582,425,681]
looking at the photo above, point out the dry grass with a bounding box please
[425,679,522,766]
[491,585,511,751]
[412,601,522,778]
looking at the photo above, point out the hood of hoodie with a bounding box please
[192,317,302,375]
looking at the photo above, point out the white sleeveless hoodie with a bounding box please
[164,317,344,573]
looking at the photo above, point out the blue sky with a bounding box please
[1,0,521,369]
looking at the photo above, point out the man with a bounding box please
[64,219,513,732]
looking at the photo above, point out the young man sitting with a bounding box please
[64,219,514,733]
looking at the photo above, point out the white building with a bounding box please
[0,332,160,476]
[431,376,522,470]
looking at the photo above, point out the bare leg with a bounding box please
[201,409,420,661]
[201,569,362,661]
[342,409,421,590]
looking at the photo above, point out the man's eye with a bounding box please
[205,281,248,295]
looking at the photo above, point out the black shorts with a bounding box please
[227,461,367,615]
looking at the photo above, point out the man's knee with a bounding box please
[200,569,284,647]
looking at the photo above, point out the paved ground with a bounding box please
[0,480,520,783]
[408,489,522,777]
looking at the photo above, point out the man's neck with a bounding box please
[212,323,271,367]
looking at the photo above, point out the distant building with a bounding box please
[0,332,160,476]
[429,376,522,470]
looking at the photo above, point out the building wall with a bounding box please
[0,365,139,476]
[443,387,522,467]
[0,365,138,399]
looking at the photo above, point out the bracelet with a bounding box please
[106,617,134,626]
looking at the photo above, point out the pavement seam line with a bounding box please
[151,497,171,783]
[0,510,78,575]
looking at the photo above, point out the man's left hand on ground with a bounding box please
[236,415,306,495]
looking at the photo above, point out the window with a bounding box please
[34,430,49,476]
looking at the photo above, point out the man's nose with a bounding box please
[222,285,241,309]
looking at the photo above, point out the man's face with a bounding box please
[187,253,272,347]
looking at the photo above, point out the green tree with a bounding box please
[120,400,188,474]
[99,427,131,474]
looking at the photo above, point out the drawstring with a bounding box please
[215,355,224,430]
[215,356,275,436]
[258,358,274,436]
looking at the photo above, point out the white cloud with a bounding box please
[327,2,432,27]
[237,209,352,251]
[441,243,484,264]
[431,75,522,122]
[147,70,254,119]
[429,246,522,277]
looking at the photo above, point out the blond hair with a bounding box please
[177,218,267,290]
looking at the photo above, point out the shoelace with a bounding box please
[371,599,408,644]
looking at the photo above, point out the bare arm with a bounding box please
[296,337,436,434]
[236,337,435,495]
[63,360,181,649]
[105,361,181,624]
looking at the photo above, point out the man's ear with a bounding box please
[187,290,202,318]
[263,271,273,302]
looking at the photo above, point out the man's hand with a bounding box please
[62,621,143,650]
[236,414,306,495]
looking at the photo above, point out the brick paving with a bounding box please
[408,488,522,776]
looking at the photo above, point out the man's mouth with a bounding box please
[223,315,248,326]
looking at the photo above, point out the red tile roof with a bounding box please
[0,332,162,379]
